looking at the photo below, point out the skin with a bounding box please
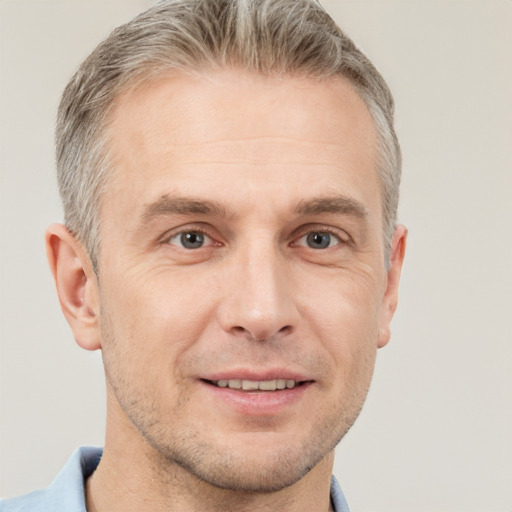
[46,69,406,512]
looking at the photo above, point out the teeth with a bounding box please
[214,379,297,391]
[242,380,259,390]
[259,380,277,391]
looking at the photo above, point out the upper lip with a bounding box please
[200,368,313,383]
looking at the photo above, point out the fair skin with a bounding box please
[46,69,406,512]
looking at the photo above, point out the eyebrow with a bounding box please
[141,195,231,225]
[294,195,368,219]
[140,193,367,227]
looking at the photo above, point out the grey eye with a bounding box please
[306,232,335,249]
[169,231,209,249]
[182,232,204,248]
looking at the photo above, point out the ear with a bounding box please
[45,223,101,351]
[377,224,407,349]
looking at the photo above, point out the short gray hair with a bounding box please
[56,0,401,270]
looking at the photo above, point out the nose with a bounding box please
[216,239,299,342]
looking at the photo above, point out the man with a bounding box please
[0,0,406,510]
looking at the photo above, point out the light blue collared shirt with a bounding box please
[0,447,350,512]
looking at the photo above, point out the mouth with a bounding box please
[202,378,310,391]
[199,374,314,415]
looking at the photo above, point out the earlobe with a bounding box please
[45,223,101,351]
[377,224,407,349]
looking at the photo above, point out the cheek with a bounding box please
[302,267,384,340]
[299,270,383,383]
[98,269,219,378]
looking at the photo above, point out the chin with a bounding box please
[147,422,345,493]
[169,444,323,492]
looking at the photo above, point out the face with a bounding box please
[95,70,402,491]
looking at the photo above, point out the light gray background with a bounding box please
[1,1,511,510]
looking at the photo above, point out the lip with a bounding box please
[198,368,315,416]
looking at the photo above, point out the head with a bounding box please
[48,0,406,497]
[56,0,401,272]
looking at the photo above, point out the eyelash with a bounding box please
[162,225,217,249]
[160,225,352,251]
[293,227,351,249]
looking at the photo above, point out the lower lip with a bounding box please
[200,381,313,416]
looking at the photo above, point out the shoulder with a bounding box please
[0,447,102,512]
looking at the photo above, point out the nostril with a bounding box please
[229,324,292,341]
[232,326,246,335]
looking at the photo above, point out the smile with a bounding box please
[200,376,314,415]
[210,379,299,391]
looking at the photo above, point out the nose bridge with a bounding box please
[218,232,298,340]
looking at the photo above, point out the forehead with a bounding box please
[103,69,380,218]
[108,70,375,150]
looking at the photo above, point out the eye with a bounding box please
[299,231,341,249]
[168,230,212,249]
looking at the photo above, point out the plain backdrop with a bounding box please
[1,1,511,510]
